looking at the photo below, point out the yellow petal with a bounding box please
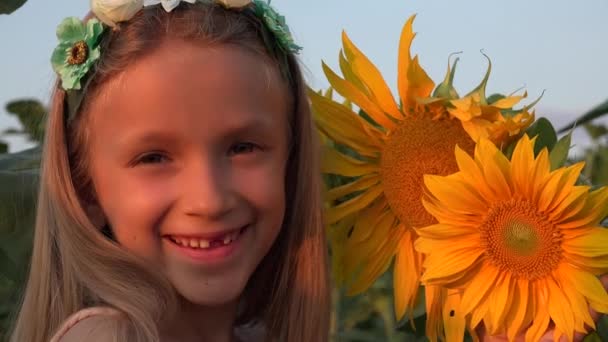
[309,88,382,157]
[325,175,379,202]
[476,139,512,199]
[556,265,596,332]
[442,289,467,342]
[397,15,416,106]
[504,278,532,341]
[548,185,590,223]
[322,62,397,130]
[491,92,527,109]
[537,163,584,213]
[405,55,435,111]
[424,174,489,214]
[325,184,384,224]
[341,31,402,120]
[562,263,608,314]
[559,186,608,229]
[349,199,388,243]
[339,50,370,97]
[546,278,576,342]
[420,244,484,284]
[346,219,402,294]
[460,263,499,314]
[416,223,477,240]
[461,118,492,143]
[524,303,550,342]
[393,229,423,320]
[563,227,608,259]
[321,145,379,177]
[485,273,513,335]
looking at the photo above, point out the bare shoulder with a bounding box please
[58,314,121,342]
[53,307,125,342]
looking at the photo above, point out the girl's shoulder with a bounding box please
[50,307,124,342]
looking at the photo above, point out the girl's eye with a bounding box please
[229,142,259,156]
[135,152,169,165]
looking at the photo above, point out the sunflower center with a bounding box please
[68,41,89,65]
[481,198,562,279]
[379,114,475,228]
[504,220,538,255]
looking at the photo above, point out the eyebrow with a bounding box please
[116,114,278,148]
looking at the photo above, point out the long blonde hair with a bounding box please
[10,3,330,341]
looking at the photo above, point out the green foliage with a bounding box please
[576,123,608,186]
[0,0,27,14]
[0,99,47,148]
[559,98,608,133]
[0,148,39,340]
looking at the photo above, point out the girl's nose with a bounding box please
[181,159,237,219]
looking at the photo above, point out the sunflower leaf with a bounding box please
[525,117,557,156]
[549,132,572,170]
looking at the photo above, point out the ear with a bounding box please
[85,203,107,228]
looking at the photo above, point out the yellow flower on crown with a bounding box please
[310,14,537,340]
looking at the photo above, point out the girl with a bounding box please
[9,1,330,341]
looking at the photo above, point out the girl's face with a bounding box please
[86,40,289,307]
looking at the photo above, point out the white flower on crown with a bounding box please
[90,0,144,28]
[143,0,196,12]
[216,0,252,8]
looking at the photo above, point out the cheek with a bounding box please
[95,172,176,255]
[233,163,286,224]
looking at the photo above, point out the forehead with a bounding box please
[86,40,289,144]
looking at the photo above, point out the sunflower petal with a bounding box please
[309,88,382,156]
[339,50,369,96]
[342,31,402,119]
[393,230,423,320]
[325,184,384,224]
[325,175,379,202]
[565,264,608,313]
[556,265,596,332]
[546,278,576,342]
[442,289,466,342]
[460,263,499,315]
[420,245,484,284]
[505,278,531,342]
[321,145,379,177]
[322,62,397,130]
[405,55,435,111]
[524,303,550,342]
[397,15,415,105]
[485,273,513,335]
[416,223,477,240]
[563,227,608,258]
[424,174,489,214]
[559,187,608,229]
[349,199,388,243]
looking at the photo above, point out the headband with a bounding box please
[50,0,301,122]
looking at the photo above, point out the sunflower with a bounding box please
[310,14,536,328]
[416,135,608,341]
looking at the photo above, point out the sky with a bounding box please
[1,0,607,154]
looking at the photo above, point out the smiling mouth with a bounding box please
[166,226,248,250]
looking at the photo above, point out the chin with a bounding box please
[172,273,249,307]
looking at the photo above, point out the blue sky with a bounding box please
[1,0,607,153]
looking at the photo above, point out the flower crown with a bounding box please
[52,0,301,121]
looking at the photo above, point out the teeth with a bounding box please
[171,231,240,249]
